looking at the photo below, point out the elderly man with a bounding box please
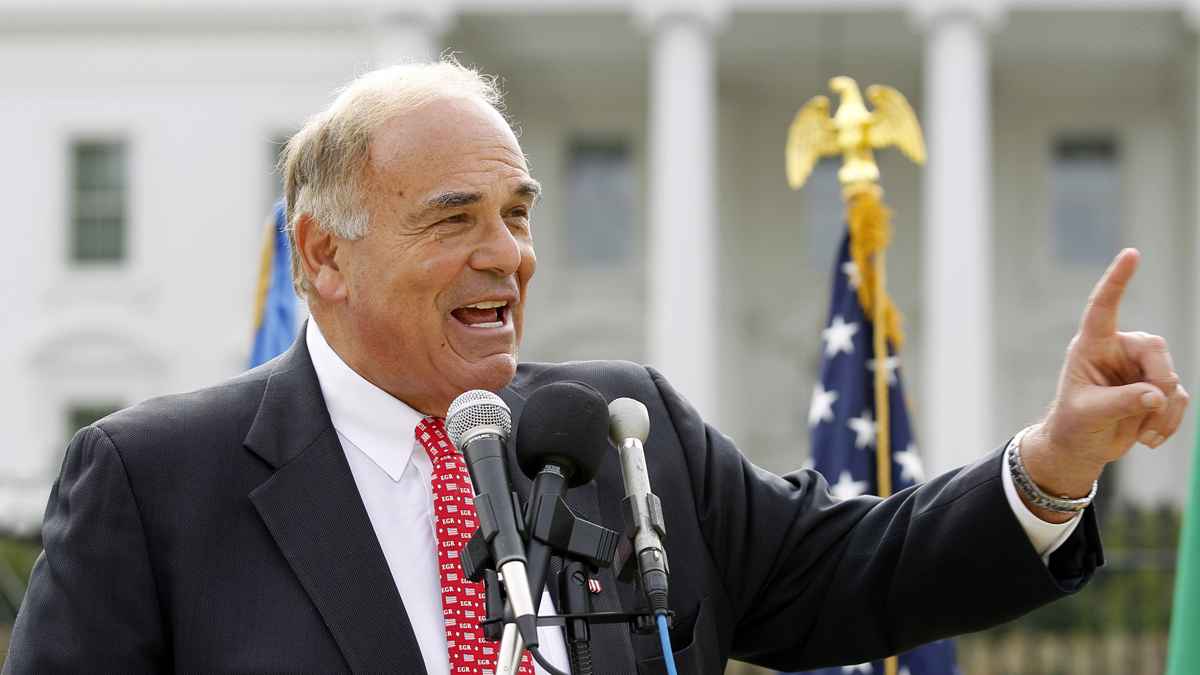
[5,60,1189,674]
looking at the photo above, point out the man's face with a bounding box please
[335,96,538,414]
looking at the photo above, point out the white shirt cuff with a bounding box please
[1001,427,1083,565]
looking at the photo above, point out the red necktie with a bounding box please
[416,417,536,675]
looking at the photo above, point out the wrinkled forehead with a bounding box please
[366,96,528,190]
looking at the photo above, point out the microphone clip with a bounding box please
[614,491,668,583]
[462,496,619,583]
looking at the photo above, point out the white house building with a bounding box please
[1,0,1196,534]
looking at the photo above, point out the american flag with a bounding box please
[788,232,959,675]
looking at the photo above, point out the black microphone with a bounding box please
[445,390,539,649]
[514,381,611,612]
[608,397,670,615]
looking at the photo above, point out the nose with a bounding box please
[469,215,523,277]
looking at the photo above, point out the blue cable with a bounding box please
[655,613,678,675]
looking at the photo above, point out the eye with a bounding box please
[508,206,530,219]
[436,213,470,227]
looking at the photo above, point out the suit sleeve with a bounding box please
[4,426,167,674]
[646,367,1102,671]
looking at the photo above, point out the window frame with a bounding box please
[563,136,637,268]
[1048,132,1122,267]
[68,136,130,265]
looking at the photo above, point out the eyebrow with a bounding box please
[515,179,542,201]
[421,179,542,212]
[424,190,482,210]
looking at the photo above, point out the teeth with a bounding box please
[472,321,503,329]
[464,300,507,310]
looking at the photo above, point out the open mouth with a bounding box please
[450,300,510,329]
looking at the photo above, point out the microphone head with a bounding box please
[607,397,650,445]
[515,381,611,487]
[446,390,512,449]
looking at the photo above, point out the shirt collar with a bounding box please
[306,319,425,482]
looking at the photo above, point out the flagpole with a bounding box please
[850,183,897,675]
[870,223,895,675]
[871,224,893,501]
[788,76,925,675]
[847,179,900,675]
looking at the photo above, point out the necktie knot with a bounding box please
[415,417,455,461]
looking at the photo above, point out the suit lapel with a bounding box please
[245,338,426,673]
[501,385,638,673]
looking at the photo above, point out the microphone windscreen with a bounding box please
[607,398,650,445]
[446,389,512,449]
[515,381,611,487]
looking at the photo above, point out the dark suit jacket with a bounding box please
[5,336,1102,674]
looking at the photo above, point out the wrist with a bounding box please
[1020,423,1106,497]
[1013,424,1102,524]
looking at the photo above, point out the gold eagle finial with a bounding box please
[786,76,926,195]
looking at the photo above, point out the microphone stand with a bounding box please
[463,482,671,675]
[524,465,568,615]
[559,558,594,674]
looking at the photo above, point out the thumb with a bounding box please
[1074,382,1166,421]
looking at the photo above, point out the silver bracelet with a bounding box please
[1008,437,1097,513]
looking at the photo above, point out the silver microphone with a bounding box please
[607,397,670,614]
[446,391,539,650]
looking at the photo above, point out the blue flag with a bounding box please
[785,232,959,675]
[249,201,298,367]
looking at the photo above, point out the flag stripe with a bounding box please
[785,232,958,675]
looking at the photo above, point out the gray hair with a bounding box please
[279,58,504,295]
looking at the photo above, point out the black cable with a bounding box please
[568,640,593,675]
[528,645,571,675]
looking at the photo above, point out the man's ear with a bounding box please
[294,213,348,302]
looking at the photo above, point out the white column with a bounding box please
[643,8,724,418]
[370,9,451,65]
[915,4,1002,474]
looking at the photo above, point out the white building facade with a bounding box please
[1,0,1197,534]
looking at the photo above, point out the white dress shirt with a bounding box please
[307,320,1080,673]
[1002,427,1083,563]
[306,321,570,675]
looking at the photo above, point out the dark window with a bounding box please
[66,402,124,439]
[70,140,128,263]
[566,139,634,265]
[269,132,292,209]
[805,158,844,268]
[1051,135,1120,265]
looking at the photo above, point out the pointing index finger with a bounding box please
[1080,248,1139,339]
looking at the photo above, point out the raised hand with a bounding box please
[1021,248,1189,521]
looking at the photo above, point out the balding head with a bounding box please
[286,60,539,416]
[280,58,507,296]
